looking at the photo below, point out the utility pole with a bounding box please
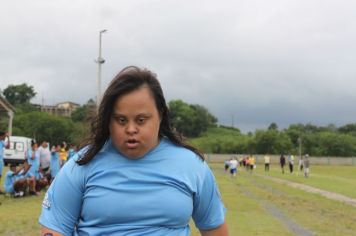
[298,137,302,159]
[96,29,107,109]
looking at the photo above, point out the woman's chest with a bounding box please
[80,167,195,227]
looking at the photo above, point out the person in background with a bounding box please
[39,66,228,236]
[35,172,49,192]
[249,155,256,173]
[50,145,60,183]
[298,155,304,176]
[3,163,28,197]
[26,140,40,195]
[288,154,294,174]
[264,154,270,172]
[280,154,286,174]
[0,131,9,194]
[38,141,51,181]
[224,159,230,172]
[59,142,67,167]
[238,156,243,167]
[229,157,238,177]
[67,144,77,161]
[304,154,310,178]
[245,156,250,170]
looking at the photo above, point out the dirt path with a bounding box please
[238,182,315,236]
[258,174,356,208]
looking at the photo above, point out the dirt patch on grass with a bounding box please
[238,181,315,236]
[259,175,356,208]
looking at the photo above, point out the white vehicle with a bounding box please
[4,136,34,165]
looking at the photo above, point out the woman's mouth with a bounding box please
[126,139,139,149]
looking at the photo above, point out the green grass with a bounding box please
[260,164,356,198]
[1,164,356,235]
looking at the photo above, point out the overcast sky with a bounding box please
[1,0,356,133]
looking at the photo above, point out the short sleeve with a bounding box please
[192,162,226,230]
[39,158,85,235]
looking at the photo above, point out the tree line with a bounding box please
[1,83,356,156]
[190,123,356,156]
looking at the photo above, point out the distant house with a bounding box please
[0,95,15,134]
[40,101,80,117]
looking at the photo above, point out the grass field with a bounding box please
[1,163,356,235]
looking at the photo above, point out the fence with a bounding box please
[204,154,356,166]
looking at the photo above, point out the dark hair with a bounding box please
[31,140,37,147]
[77,66,204,165]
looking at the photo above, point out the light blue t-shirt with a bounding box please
[0,140,5,159]
[67,148,76,161]
[4,170,15,193]
[50,151,60,178]
[39,138,226,236]
[0,140,5,175]
[4,169,26,193]
[27,148,40,179]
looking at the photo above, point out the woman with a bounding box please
[26,141,40,195]
[39,66,228,235]
[49,145,60,183]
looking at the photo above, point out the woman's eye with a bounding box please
[116,117,126,124]
[137,117,146,124]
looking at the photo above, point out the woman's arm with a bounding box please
[41,227,64,236]
[200,222,229,236]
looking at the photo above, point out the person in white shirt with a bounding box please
[264,155,270,172]
[229,157,238,177]
[38,141,51,179]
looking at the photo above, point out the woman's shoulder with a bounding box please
[158,139,199,157]
[156,139,206,168]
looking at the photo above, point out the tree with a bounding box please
[71,105,93,122]
[2,83,36,106]
[12,111,75,144]
[338,123,356,135]
[268,122,278,131]
[168,100,217,137]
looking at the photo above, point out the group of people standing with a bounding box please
[1,134,78,197]
[279,154,310,177]
[225,155,257,177]
[224,153,311,178]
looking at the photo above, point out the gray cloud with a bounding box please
[1,0,356,133]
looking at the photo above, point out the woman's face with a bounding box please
[109,86,161,159]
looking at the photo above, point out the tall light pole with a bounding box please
[96,29,107,109]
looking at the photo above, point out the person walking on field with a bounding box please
[264,154,270,172]
[224,159,230,172]
[249,155,255,173]
[304,154,310,178]
[298,156,304,176]
[280,154,286,174]
[288,154,294,173]
[229,157,238,177]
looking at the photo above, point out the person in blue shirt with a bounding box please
[27,140,41,195]
[0,131,10,194]
[66,143,77,161]
[4,163,28,197]
[49,145,60,182]
[39,66,228,236]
